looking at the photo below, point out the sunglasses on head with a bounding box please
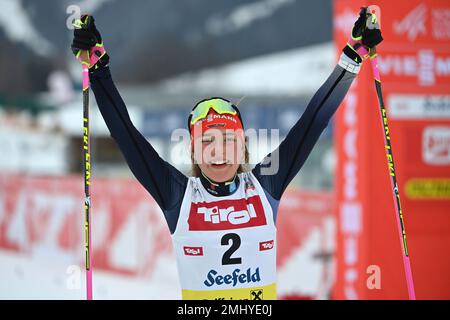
[187,97,243,132]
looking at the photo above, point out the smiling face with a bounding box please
[193,128,245,182]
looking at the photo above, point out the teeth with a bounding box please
[212,161,227,165]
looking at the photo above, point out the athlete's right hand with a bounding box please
[71,14,109,70]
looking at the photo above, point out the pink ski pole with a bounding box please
[73,16,94,300]
[353,5,416,299]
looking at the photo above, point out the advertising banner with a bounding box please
[334,0,450,299]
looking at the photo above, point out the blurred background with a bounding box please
[0,0,449,299]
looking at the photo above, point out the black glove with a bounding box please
[71,14,109,70]
[343,7,384,64]
[352,7,383,48]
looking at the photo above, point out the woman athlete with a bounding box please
[71,8,382,300]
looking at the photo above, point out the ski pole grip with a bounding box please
[367,4,381,57]
[72,15,92,66]
[73,14,92,30]
[347,5,381,60]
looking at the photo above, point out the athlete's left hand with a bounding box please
[352,7,383,49]
[343,7,383,63]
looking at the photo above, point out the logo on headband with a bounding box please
[190,111,243,141]
[201,114,238,124]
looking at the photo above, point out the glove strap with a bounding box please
[75,43,107,69]
[338,53,361,74]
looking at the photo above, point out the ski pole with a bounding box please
[354,5,416,299]
[73,16,93,300]
[368,46,416,300]
[349,5,416,299]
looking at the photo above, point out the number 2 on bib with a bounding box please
[221,233,242,265]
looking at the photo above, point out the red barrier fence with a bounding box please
[0,174,333,293]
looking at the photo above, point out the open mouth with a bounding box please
[210,160,230,170]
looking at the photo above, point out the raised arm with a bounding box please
[253,7,383,201]
[252,63,355,200]
[71,15,187,233]
[89,67,188,210]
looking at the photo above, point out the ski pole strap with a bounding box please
[338,53,361,74]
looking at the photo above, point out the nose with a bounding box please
[210,137,226,156]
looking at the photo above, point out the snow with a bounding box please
[157,42,335,96]
[0,250,181,299]
[206,0,295,36]
[36,100,143,136]
[0,0,54,56]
